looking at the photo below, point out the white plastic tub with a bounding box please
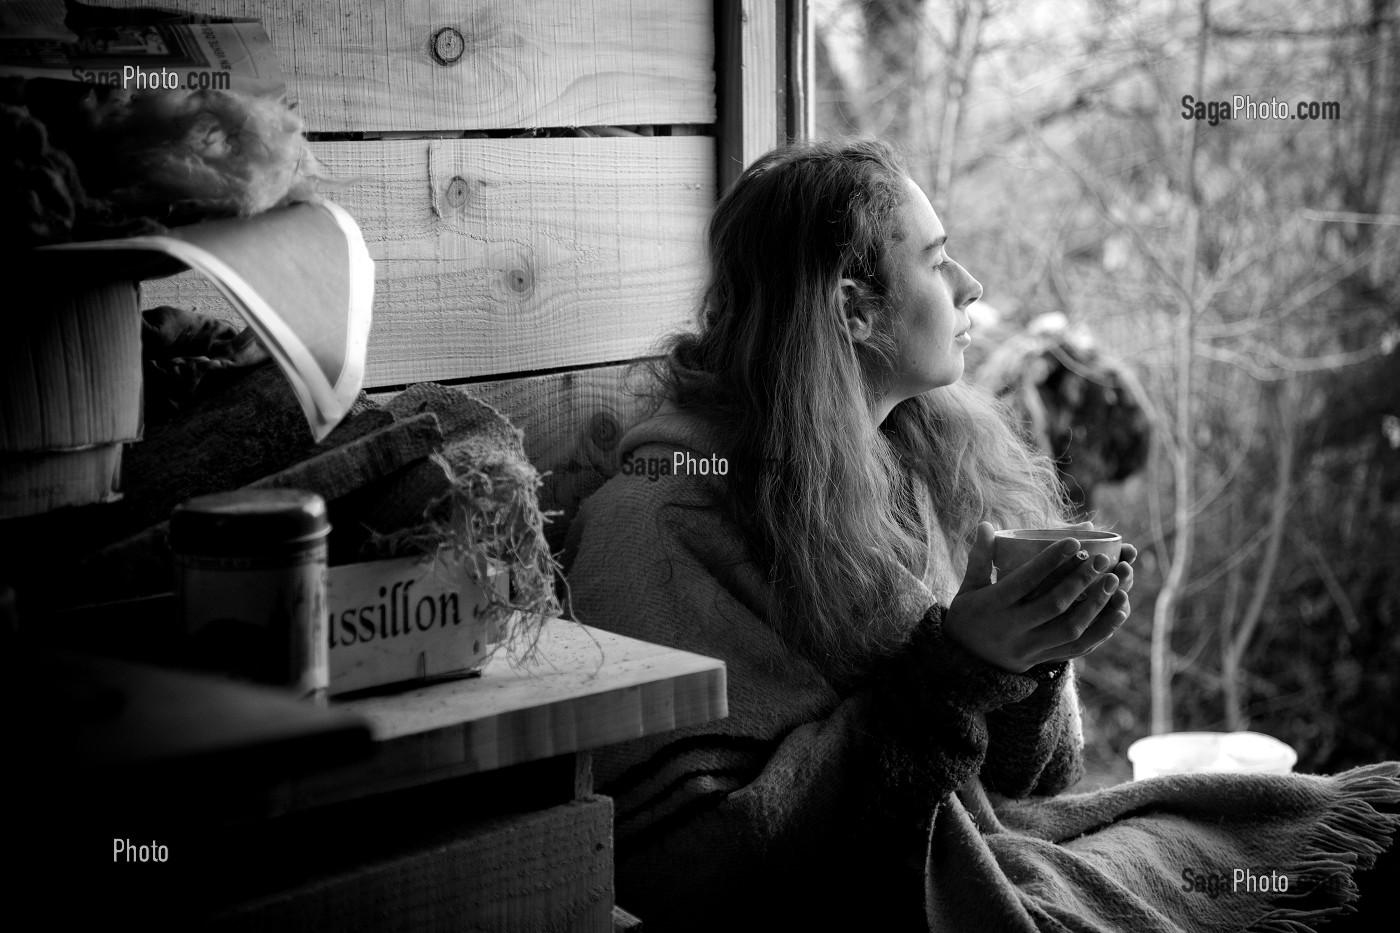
[1126,731,1298,781]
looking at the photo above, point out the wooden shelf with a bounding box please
[267,618,727,814]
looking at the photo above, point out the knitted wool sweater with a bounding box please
[564,408,1400,932]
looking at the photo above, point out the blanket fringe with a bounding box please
[1250,920,1340,933]
[1245,764,1400,933]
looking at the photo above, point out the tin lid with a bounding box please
[170,489,329,556]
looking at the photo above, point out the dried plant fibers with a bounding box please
[369,384,566,662]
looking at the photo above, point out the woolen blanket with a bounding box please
[564,407,1400,932]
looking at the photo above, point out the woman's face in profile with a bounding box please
[875,176,984,404]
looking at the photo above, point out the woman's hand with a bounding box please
[942,522,1136,673]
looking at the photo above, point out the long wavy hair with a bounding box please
[651,138,1069,681]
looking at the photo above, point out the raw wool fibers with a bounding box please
[83,87,332,222]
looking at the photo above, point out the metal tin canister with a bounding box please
[171,489,329,702]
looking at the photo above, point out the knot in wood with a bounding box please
[587,412,621,451]
[431,27,466,65]
[506,268,532,294]
[445,175,470,208]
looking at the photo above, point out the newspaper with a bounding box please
[0,1,285,97]
[36,201,376,443]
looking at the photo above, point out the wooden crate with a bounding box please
[207,797,615,932]
[325,554,508,697]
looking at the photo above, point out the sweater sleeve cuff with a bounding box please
[857,606,1041,840]
[894,605,1042,713]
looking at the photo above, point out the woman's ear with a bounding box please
[837,277,875,344]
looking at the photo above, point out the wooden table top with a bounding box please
[269,618,727,813]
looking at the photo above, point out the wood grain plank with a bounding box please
[96,0,715,131]
[359,623,726,741]
[742,0,781,163]
[274,620,726,811]
[717,0,781,191]
[140,137,714,385]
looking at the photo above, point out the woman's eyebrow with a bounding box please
[923,235,948,254]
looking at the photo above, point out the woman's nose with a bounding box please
[955,262,983,308]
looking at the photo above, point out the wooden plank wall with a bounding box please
[144,138,714,385]
[117,0,719,543]
[103,0,715,131]
[119,0,796,545]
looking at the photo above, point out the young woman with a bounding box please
[564,139,1399,932]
